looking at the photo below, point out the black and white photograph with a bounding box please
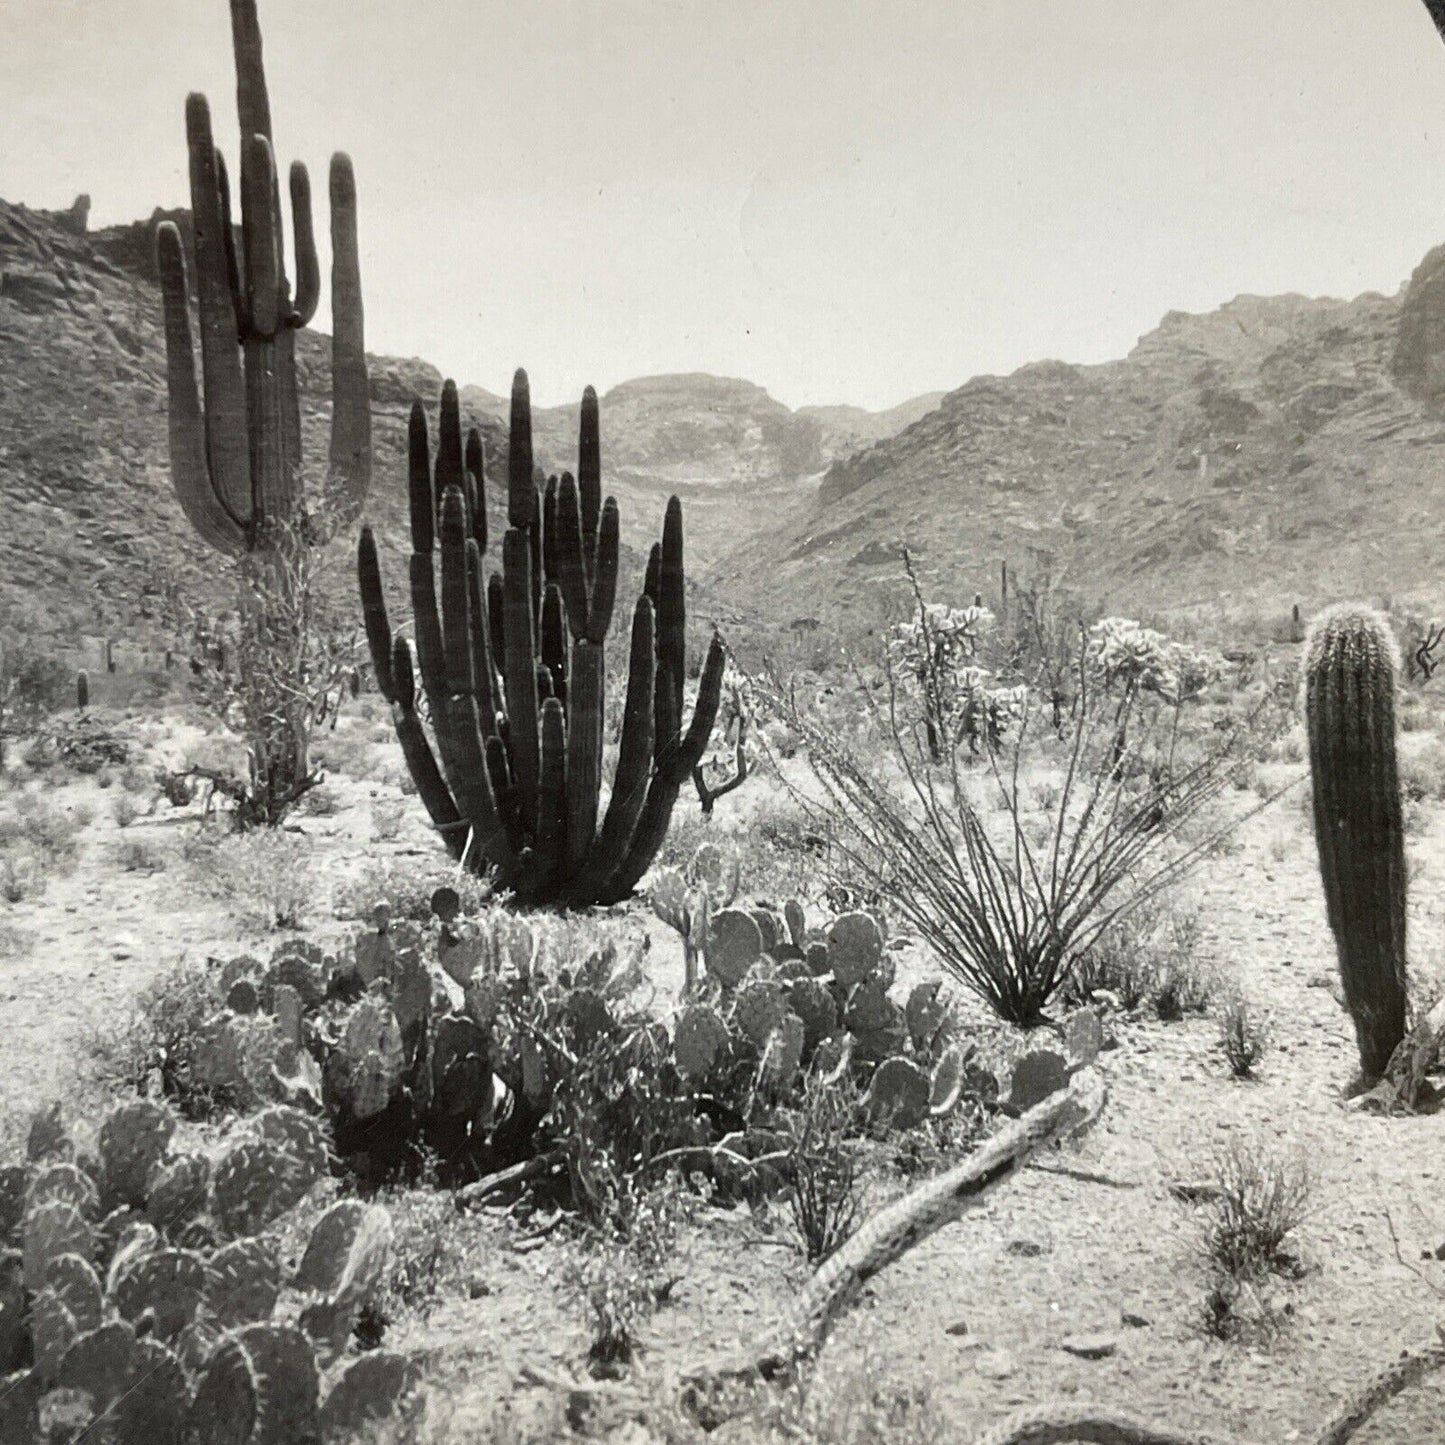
[4,2,1445,1440]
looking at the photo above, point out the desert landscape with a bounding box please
[5,2,1445,1443]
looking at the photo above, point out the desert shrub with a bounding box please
[298,782,342,817]
[371,797,408,842]
[784,1066,867,1264]
[368,1190,476,1328]
[186,825,320,929]
[570,1169,695,1373]
[0,790,84,900]
[148,517,361,829]
[742,797,833,899]
[120,762,154,793]
[112,791,143,828]
[651,806,713,875]
[1218,994,1269,1078]
[774,566,1278,1024]
[80,957,235,1119]
[115,836,166,873]
[1201,1139,1312,1280]
[0,633,70,766]
[1061,900,1216,1018]
[332,854,493,923]
[1399,741,1445,804]
[1192,1139,1312,1341]
[36,710,132,774]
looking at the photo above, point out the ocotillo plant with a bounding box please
[1303,604,1408,1080]
[155,0,370,825]
[358,374,725,908]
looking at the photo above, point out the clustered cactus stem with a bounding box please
[358,373,726,907]
[1303,603,1409,1080]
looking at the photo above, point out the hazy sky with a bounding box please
[5,1,1445,410]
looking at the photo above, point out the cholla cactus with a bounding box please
[1086,617,1218,704]
[693,664,757,815]
[887,595,1028,759]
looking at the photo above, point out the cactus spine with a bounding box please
[358,375,724,907]
[154,0,371,823]
[1304,604,1408,1079]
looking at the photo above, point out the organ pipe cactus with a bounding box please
[357,373,725,907]
[1304,604,1409,1080]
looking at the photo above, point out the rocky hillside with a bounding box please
[0,197,510,654]
[461,373,942,568]
[712,263,1445,637]
[0,195,930,651]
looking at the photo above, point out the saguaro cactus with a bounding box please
[358,374,724,908]
[154,0,371,823]
[1304,604,1408,1079]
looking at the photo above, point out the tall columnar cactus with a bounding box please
[155,0,370,553]
[1304,604,1408,1079]
[358,374,725,907]
[153,0,371,824]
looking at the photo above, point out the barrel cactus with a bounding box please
[1303,604,1408,1080]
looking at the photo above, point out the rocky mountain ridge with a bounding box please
[0,195,934,648]
[712,263,1445,637]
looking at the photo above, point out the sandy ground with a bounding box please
[4,704,1445,1443]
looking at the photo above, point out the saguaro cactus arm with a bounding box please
[157,0,370,554]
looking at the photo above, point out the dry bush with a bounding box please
[332,854,492,923]
[114,837,166,874]
[771,574,1280,1026]
[1058,896,1216,1018]
[0,790,84,901]
[785,1067,868,1265]
[1200,1139,1313,1281]
[148,514,361,829]
[1193,1139,1313,1343]
[569,1170,696,1374]
[1218,994,1270,1078]
[184,824,321,930]
[80,957,234,1119]
[112,791,143,828]
[1399,739,1445,805]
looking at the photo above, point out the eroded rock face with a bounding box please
[1392,242,1445,405]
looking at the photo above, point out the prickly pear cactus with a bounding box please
[734,978,789,1048]
[203,1237,282,1330]
[826,912,885,990]
[141,1153,211,1238]
[758,1014,805,1092]
[788,976,840,1054]
[1006,1050,1071,1112]
[674,1004,731,1083]
[863,1056,931,1130]
[22,1200,94,1293]
[211,1112,327,1239]
[705,909,765,988]
[99,1101,176,1211]
[110,1247,207,1341]
[332,998,406,1120]
[321,1350,419,1441]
